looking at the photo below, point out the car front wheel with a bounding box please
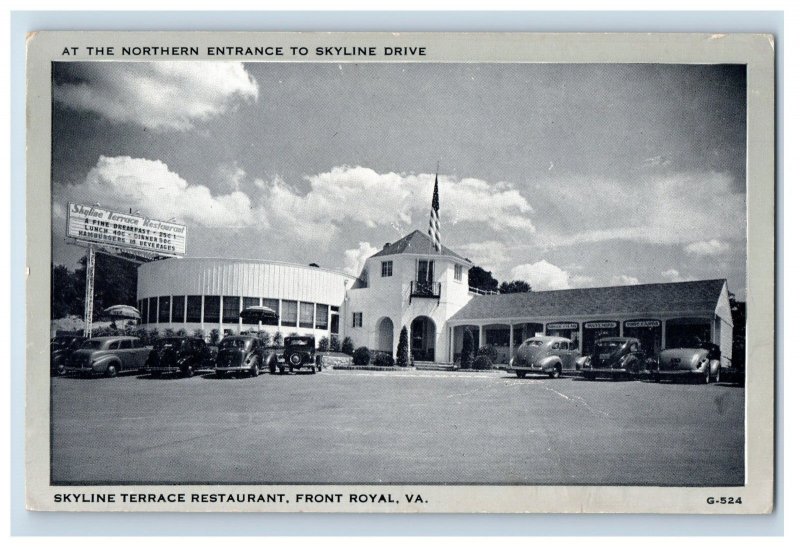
[106,364,118,378]
[515,371,526,378]
[549,365,562,379]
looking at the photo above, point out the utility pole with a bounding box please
[83,245,95,338]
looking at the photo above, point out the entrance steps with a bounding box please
[413,362,458,371]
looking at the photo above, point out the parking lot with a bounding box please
[51,369,744,486]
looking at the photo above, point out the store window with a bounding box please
[222,296,240,323]
[241,297,260,325]
[263,298,279,326]
[171,296,185,323]
[203,295,220,323]
[381,261,393,277]
[148,297,158,324]
[299,302,314,329]
[281,300,298,328]
[352,312,363,328]
[139,299,147,324]
[315,304,329,330]
[454,264,463,282]
[186,295,202,323]
[158,296,170,323]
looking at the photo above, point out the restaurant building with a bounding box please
[137,232,733,366]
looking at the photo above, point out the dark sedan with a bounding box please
[582,337,645,380]
[146,337,217,378]
[50,335,85,376]
[214,335,276,378]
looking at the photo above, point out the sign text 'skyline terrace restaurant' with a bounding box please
[133,175,735,368]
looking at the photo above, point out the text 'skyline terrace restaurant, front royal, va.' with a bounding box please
[134,175,735,368]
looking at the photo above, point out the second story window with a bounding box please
[352,312,363,328]
[381,260,393,277]
[454,264,463,282]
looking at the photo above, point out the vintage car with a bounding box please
[50,334,85,376]
[214,335,277,378]
[145,337,218,378]
[655,342,722,384]
[582,337,645,380]
[508,336,587,378]
[64,336,152,377]
[281,335,320,374]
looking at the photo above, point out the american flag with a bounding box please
[428,174,441,253]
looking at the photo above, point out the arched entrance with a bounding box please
[376,317,394,354]
[411,316,436,362]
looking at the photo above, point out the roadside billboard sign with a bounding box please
[66,202,186,256]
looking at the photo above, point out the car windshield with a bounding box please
[219,338,251,350]
[524,339,544,347]
[288,339,311,347]
[80,339,106,350]
[595,341,624,352]
[154,338,186,350]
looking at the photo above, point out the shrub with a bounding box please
[373,352,394,367]
[396,326,409,367]
[341,337,355,355]
[148,328,160,344]
[476,345,498,363]
[329,335,341,353]
[257,330,271,343]
[473,355,493,370]
[163,328,176,338]
[272,331,283,347]
[317,336,330,352]
[176,328,187,337]
[209,329,221,346]
[193,328,205,340]
[353,346,371,366]
[460,330,475,369]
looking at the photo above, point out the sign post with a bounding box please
[83,245,95,338]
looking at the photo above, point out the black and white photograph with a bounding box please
[25,31,775,513]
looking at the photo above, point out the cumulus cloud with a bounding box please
[535,172,745,248]
[58,155,259,228]
[256,166,536,242]
[660,269,693,282]
[54,62,258,131]
[343,242,379,277]
[684,239,731,256]
[453,241,510,270]
[610,274,640,286]
[510,260,595,291]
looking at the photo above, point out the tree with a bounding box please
[729,294,746,371]
[396,326,410,367]
[468,266,499,293]
[317,336,330,352]
[51,264,80,319]
[499,280,532,294]
[460,329,474,369]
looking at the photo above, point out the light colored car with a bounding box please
[65,336,151,377]
[655,342,722,384]
[508,336,587,378]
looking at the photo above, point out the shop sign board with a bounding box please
[624,319,661,328]
[67,202,186,256]
[546,322,579,330]
[584,321,618,329]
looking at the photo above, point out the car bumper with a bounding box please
[509,365,548,373]
[655,368,705,377]
[583,368,636,376]
[214,366,251,373]
[147,366,181,374]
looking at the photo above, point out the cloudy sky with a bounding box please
[51,61,747,298]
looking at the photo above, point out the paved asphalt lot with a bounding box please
[51,369,744,486]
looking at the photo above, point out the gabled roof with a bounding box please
[370,230,468,262]
[449,279,728,322]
